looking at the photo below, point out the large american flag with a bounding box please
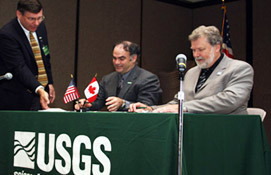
[63,78,80,104]
[221,5,234,58]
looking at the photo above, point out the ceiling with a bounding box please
[157,0,239,8]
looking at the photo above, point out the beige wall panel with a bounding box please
[41,0,77,110]
[142,0,192,75]
[192,0,246,60]
[253,0,271,147]
[0,0,17,27]
[142,0,192,103]
[77,0,141,96]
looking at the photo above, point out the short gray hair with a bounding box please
[189,25,222,49]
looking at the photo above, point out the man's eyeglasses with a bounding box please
[25,15,45,22]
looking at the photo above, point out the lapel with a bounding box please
[198,55,228,91]
[106,72,119,96]
[36,30,44,53]
[14,19,35,60]
[117,66,138,98]
[191,67,201,93]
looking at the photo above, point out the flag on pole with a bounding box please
[63,78,80,104]
[84,77,99,103]
[221,4,234,58]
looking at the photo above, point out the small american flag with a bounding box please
[221,4,234,58]
[63,78,80,104]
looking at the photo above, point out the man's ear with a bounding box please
[131,54,137,62]
[216,44,221,53]
[16,10,22,18]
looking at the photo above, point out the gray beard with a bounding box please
[195,48,215,69]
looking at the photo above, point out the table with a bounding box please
[0,111,270,175]
[183,113,271,175]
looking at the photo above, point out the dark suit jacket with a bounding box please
[0,18,53,110]
[89,66,162,111]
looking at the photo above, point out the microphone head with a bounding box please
[176,54,187,63]
[5,72,13,80]
[176,54,187,73]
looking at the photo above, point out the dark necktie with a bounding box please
[116,76,124,96]
[195,69,208,93]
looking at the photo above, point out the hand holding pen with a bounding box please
[128,102,152,112]
[74,98,92,110]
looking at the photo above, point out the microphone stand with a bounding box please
[177,71,185,175]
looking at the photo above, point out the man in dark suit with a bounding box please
[0,0,55,110]
[75,41,162,111]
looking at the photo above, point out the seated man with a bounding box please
[129,25,254,115]
[75,41,162,112]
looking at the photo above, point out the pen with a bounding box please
[136,106,147,109]
[84,101,90,104]
[75,100,90,104]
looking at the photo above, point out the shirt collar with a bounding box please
[202,53,224,73]
[118,66,136,81]
[17,18,37,42]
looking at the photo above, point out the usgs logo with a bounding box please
[13,131,112,175]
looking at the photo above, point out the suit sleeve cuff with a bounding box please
[35,85,44,94]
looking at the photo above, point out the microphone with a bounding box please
[0,72,13,81]
[176,54,187,72]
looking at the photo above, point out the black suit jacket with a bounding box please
[0,18,53,110]
[89,66,162,111]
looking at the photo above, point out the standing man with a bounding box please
[130,25,254,115]
[75,41,162,111]
[0,0,55,110]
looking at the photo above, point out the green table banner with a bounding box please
[0,111,270,175]
[183,114,271,175]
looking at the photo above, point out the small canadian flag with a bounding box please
[84,77,99,103]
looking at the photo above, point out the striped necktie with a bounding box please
[29,32,48,87]
[195,69,208,93]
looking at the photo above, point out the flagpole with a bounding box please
[70,74,80,111]
[221,0,226,37]
[220,0,234,59]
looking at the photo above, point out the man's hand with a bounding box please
[152,104,178,113]
[48,84,55,103]
[128,102,152,112]
[105,97,124,112]
[37,88,50,109]
[74,98,92,110]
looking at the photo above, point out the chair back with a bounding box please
[247,108,266,121]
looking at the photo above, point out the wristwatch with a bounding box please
[121,99,126,108]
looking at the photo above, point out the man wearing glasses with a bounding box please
[0,0,55,110]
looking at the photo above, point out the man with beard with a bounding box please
[129,25,254,115]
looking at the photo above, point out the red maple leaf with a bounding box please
[88,85,96,94]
